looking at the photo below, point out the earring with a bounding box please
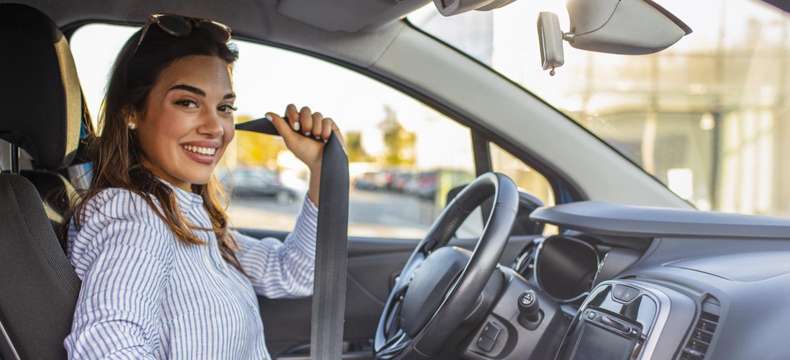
[128,122,137,130]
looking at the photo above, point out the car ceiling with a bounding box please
[13,0,789,32]
[12,0,429,32]
[10,0,787,63]
[5,0,430,69]
[763,0,790,13]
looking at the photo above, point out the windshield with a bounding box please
[410,0,790,217]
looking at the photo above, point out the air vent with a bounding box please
[679,297,720,360]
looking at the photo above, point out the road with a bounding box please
[227,189,483,239]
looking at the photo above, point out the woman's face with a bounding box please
[134,55,235,190]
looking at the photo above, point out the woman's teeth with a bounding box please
[183,145,217,156]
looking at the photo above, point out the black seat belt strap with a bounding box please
[237,118,349,360]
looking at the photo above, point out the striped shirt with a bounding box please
[63,180,318,359]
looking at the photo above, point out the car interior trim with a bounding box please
[533,235,600,303]
[562,279,672,360]
[532,201,790,239]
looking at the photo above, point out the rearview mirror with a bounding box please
[565,0,691,54]
[538,12,564,76]
[537,0,691,74]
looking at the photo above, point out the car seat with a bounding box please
[0,3,85,359]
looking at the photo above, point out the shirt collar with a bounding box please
[156,177,204,210]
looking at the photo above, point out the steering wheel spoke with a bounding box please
[384,290,404,338]
[387,247,426,301]
[377,329,412,359]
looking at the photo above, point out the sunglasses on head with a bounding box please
[132,13,235,57]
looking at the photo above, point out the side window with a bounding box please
[71,23,482,239]
[490,142,555,206]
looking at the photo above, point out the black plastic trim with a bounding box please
[532,200,790,239]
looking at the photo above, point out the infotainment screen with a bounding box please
[569,321,637,360]
[557,284,654,360]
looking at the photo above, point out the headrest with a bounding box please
[0,3,82,170]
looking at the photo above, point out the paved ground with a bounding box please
[227,189,483,239]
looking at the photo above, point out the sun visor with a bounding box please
[277,0,430,32]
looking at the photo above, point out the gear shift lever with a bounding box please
[517,290,543,329]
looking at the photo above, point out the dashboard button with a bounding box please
[481,322,501,340]
[477,335,496,352]
[476,322,501,353]
[612,284,640,303]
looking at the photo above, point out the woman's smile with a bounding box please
[181,140,222,165]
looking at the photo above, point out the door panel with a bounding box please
[236,228,539,358]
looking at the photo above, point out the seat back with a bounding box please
[0,0,89,239]
[0,175,81,360]
[20,169,80,249]
[0,3,84,359]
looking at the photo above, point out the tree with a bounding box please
[378,106,416,167]
[234,114,286,168]
[345,131,374,162]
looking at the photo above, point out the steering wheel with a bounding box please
[373,172,520,359]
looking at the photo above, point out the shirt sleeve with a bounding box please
[64,189,175,360]
[232,194,319,299]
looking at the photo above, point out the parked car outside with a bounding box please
[219,167,300,203]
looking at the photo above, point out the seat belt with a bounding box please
[237,118,349,360]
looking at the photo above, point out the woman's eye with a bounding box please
[219,104,238,114]
[174,99,198,109]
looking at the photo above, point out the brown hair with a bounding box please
[65,21,245,273]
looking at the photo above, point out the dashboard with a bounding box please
[465,200,790,360]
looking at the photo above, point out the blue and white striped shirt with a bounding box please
[63,180,318,359]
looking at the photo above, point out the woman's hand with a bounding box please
[266,103,345,205]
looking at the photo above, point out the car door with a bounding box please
[68,23,564,359]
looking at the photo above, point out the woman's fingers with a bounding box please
[321,117,333,142]
[266,112,297,142]
[299,106,313,136]
[285,104,300,132]
[312,112,324,141]
[278,103,341,144]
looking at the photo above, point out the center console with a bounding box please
[556,280,671,360]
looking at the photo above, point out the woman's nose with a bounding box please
[198,112,224,137]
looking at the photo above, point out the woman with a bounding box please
[63,14,343,359]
